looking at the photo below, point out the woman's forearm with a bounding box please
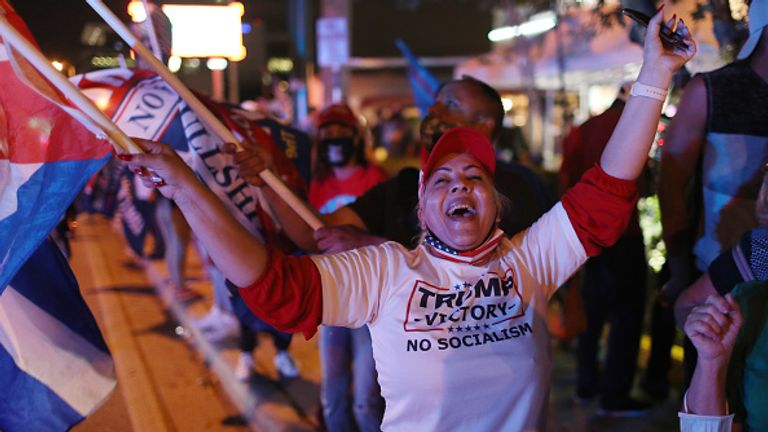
[174,179,268,287]
[687,359,729,415]
[600,68,672,180]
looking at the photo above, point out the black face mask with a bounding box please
[320,137,356,167]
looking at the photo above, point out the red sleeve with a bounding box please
[237,248,323,339]
[561,164,639,256]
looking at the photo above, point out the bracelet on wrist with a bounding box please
[631,82,668,102]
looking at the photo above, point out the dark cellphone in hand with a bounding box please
[622,8,689,50]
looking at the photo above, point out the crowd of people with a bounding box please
[61,2,768,431]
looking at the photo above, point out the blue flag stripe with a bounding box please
[7,238,110,353]
[0,239,115,431]
[395,39,441,117]
[0,345,84,432]
[0,156,110,292]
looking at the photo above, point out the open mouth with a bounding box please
[446,203,477,218]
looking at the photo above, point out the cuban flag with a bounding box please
[0,3,116,429]
[0,8,112,292]
[395,39,441,117]
[1,238,116,431]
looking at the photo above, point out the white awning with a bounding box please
[457,4,725,91]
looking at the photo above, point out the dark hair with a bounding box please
[438,76,505,140]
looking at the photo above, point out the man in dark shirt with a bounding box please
[229,77,552,252]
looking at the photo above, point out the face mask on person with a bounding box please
[320,137,356,167]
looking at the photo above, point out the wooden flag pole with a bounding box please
[139,0,163,61]
[0,13,142,154]
[85,0,324,231]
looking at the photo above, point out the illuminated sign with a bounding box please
[128,2,246,61]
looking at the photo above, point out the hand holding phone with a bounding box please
[623,8,689,50]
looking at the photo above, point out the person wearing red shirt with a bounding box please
[310,104,388,431]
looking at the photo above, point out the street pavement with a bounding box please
[69,215,683,431]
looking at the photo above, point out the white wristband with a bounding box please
[631,82,668,102]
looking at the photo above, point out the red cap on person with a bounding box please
[421,126,496,180]
[316,103,360,130]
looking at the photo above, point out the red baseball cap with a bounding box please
[421,126,496,180]
[316,103,360,130]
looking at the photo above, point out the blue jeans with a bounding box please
[320,326,384,432]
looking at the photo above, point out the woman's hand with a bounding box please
[684,294,743,364]
[637,7,697,88]
[221,140,275,188]
[117,138,199,204]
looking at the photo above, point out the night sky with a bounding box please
[9,0,130,62]
[9,0,493,65]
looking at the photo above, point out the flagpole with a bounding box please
[0,15,142,154]
[85,0,324,231]
[140,0,163,61]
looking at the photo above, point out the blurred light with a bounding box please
[81,24,108,47]
[267,57,294,73]
[168,55,182,72]
[185,58,201,69]
[82,88,113,111]
[206,57,228,70]
[488,11,557,42]
[658,138,665,147]
[640,335,683,362]
[127,1,147,23]
[373,147,389,163]
[277,80,290,92]
[51,61,64,72]
[657,123,667,133]
[730,0,748,20]
[90,56,120,68]
[162,3,246,61]
[664,104,677,118]
[501,97,514,112]
[242,23,252,34]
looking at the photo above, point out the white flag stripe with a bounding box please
[0,160,43,221]
[0,285,116,416]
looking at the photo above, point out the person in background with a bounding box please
[658,0,768,321]
[310,104,388,431]
[560,82,651,416]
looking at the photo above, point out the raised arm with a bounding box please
[683,294,742,417]
[599,12,696,181]
[559,11,695,258]
[121,139,267,287]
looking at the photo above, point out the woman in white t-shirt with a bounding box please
[120,10,694,430]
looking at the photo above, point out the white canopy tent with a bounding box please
[455,10,644,92]
[456,4,725,169]
[457,2,725,91]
